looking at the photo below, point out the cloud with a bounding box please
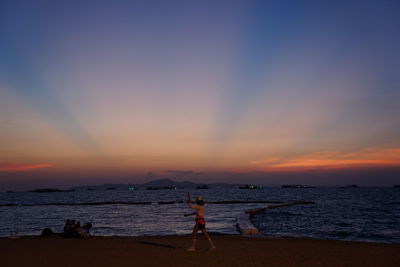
[250,148,400,172]
[0,164,53,172]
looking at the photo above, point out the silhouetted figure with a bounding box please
[41,227,54,236]
[186,193,216,251]
[63,219,78,237]
[63,219,71,233]
[76,222,93,238]
[63,219,92,238]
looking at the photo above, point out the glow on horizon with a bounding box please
[249,148,400,172]
[0,164,53,172]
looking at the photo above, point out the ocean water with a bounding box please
[0,187,399,243]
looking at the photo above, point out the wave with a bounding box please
[0,201,153,207]
[0,200,292,207]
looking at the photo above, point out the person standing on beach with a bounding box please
[185,193,216,251]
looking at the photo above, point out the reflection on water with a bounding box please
[0,187,399,243]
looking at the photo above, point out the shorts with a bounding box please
[196,217,206,230]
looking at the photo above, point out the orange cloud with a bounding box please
[250,148,400,172]
[0,164,53,172]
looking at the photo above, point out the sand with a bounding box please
[1,235,399,267]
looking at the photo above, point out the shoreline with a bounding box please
[3,232,399,245]
[1,235,399,267]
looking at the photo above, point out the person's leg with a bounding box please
[187,224,198,251]
[201,228,216,250]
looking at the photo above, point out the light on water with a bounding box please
[0,187,399,243]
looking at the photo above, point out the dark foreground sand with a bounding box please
[1,235,399,267]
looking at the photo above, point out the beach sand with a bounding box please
[1,235,399,267]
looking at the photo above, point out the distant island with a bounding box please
[16,179,271,193]
[16,179,240,193]
[72,178,239,191]
[7,179,394,193]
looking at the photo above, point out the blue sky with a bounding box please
[1,0,400,189]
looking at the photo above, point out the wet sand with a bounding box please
[1,235,399,267]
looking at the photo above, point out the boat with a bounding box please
[281,185,315,188]
[239,184,263,189]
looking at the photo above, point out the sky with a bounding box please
[1,0,400,189]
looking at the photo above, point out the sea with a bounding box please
[1,187,399,243]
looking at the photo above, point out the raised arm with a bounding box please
[187,193,193,208]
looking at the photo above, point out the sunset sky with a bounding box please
[1,0,399,189]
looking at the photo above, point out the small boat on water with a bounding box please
[239,184,263,189]
[281,185,315,188]
[147,186,177,190]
